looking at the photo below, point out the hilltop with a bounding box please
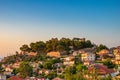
[1,37,119,80]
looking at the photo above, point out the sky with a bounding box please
[0,0,120,57]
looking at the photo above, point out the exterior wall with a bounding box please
[116,54,120,60]
[99,49,109,54]
[5,67,13,72]
[0,75,6,80]
[114,49,120,60]
[47,52,61,58]
[81,53,95,61]
[81,53,88,61]
[63,61,74,66]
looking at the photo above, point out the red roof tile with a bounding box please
[89,64,115,75]
[10,76,23,80]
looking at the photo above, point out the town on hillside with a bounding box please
[0,38,120,80]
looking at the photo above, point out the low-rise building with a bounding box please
[27,52,37,56]
[89,64,115,77]
[52,77,63,80]
[57,68,64,75]
[5,66,13,72]
[81,52,95,61]
[83,60,94,66]
[12,62,20,68]
[63,56,74,66]
[47,52,61,58]
[98,49,109,55]
[10,76,23,80]
[113,49,120,60]
[0,74,6,80]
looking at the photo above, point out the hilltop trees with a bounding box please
[20,37,94,55]
[30,41,46,53]
[20,44,30,53]
[46,38,59,52]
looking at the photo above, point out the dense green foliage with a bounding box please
[43,62,53,70]
[47,72,57,79]
[20,38,93,54]
[18,62,33,78]
[0,63,2,73]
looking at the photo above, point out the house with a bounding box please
[63,56,74,61]
[89,64,115,77]
[79,46,97,54]
[63,61,74,66]
[52,77,63,80]
[5,66,13,72]
[47,52,61,58]
[57,68,64,75]
[10,76,23,80]
[83,60,94,66]
[113,49,120,60]
[98,49,110,55]
[114,60,120,65]
[30,62,39,68]
[27,52,37,56]
[44,70,51,75]
[63,56,74,66]
[81,52,95,61]
[98,49,113,60]
[38,70,43,74]
[53,63,63,68]
[0,74,6,80]
[38,61,44,64]
[30,62,39,72]
[39,69,51,75]
[1,64,6,69]
[12,62,20,68]
[3,71,13,76]
[72,51,79,56]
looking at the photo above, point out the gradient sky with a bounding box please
[0,0,120,57]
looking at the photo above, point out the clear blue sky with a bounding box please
[0,0,120,56]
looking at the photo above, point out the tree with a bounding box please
[65,66,76,74]
[0,63,2,73]
[18,62,33,78]
[47,72,57,79]
[97,44,109,52]
[85,40,93,47]
[51,38,59,51]
[30,41,46,53]
[43,62,52,70]
[56,45,64,52]
[76,63,87,71]
[50,58,62,64]
[20,44,30,52]
[12,68,19,75]
[46,41,53,52]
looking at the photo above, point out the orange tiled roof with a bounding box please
[47,51,61,58]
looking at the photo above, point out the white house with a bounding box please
[81,52,95,61]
